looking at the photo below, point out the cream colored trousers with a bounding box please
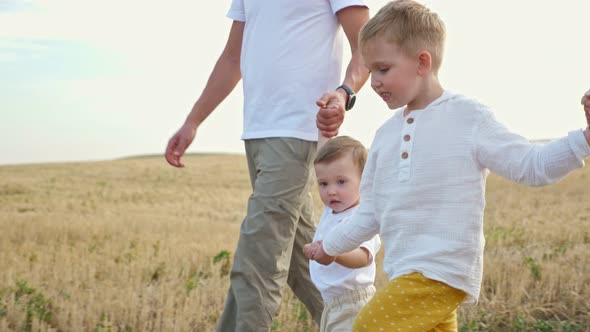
[320,286,376,332]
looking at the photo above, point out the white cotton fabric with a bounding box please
[323,90,590,303]
[310,206,381,301]
[227,0,367,141]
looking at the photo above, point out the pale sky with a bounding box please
[1,0,589,165]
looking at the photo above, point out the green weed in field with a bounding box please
[524,257,542,281]
[213,250,231,277]
[13,279,54,332]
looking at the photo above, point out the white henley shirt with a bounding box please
[323,90,590,303]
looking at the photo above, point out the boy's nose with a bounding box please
[371,76,381,89]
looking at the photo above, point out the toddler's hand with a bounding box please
[313,241,336,266]
[303,242,320,260]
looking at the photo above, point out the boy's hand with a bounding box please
[582,89,590,128]
[313,241,336,265]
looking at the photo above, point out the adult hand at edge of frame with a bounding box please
[165,123,197,168]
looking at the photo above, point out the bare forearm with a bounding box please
[183,21,244,129]
[185,56,241,128]
[334,247,370,269]
[338,6,370,94]
[342,48,369,94]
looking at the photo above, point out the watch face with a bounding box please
[348,95,356,110]
[338,84,356,111]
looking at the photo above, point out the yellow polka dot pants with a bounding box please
[353,272,466,332]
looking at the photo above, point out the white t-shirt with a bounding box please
[226,0,367,141]
[310,206,381,301]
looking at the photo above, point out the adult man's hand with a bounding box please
[316,89,348,138]
[165,123,197,168]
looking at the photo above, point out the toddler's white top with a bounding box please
[310,206,381,301]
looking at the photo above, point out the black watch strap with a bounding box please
[337,84,356,111]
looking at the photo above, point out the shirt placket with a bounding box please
[399,112,418,182]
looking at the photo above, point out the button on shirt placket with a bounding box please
[399,115,416,181]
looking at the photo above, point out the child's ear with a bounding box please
[416,51,432,77]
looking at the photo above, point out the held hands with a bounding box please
[303,240,336,265]
[316,89,348,138]
[303,241,320,260]
[165,123,197,168]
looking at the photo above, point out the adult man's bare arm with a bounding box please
[165,21,244,167]
[338,6,371,97]
[316,6,370,137]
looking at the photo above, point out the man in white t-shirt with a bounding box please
[164,1,370,331]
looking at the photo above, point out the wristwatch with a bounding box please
[337,84,356,111]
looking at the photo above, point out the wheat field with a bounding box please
[0,154,588,331]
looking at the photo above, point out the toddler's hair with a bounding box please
[315,136,367,175]
[359,0,446,74]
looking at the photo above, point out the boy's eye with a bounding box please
[319,182,328,187]
[379,67,389,73]
[337,179,346,184]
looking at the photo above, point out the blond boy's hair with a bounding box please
[359,0,446,74]
[315,136,367,175]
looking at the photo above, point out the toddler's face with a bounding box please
[315,153,361,213]
[363,37,421,110]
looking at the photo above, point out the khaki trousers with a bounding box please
[216,138,324,332]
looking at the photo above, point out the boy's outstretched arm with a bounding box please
[317,131,330,150]
[334,247,371,269]
[474,88,590,187]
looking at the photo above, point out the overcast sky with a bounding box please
[1,0,589,165]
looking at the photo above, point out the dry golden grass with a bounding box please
[0,154,588,331]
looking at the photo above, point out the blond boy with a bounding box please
[309,1,590,331]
